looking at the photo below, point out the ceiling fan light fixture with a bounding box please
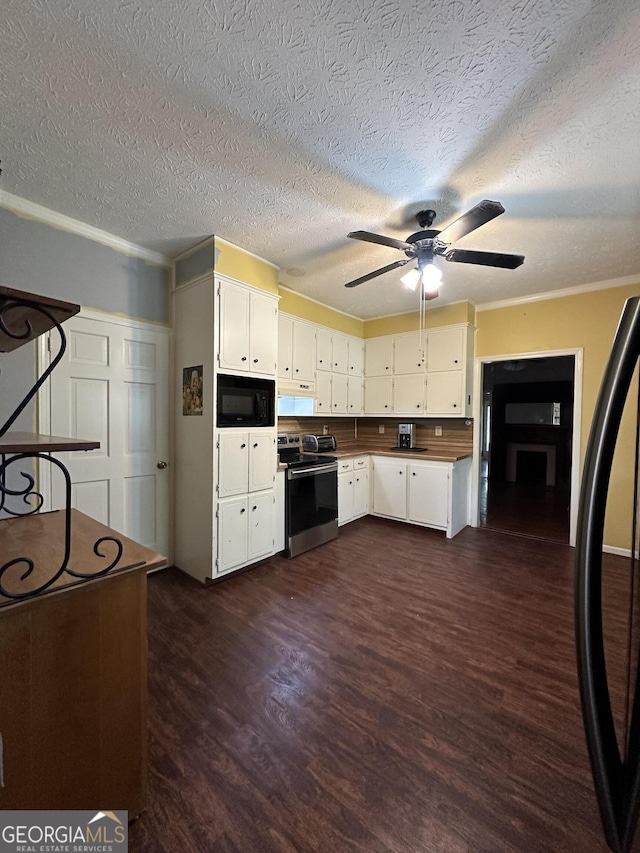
[401,268,421,290]
[420,262,442,294]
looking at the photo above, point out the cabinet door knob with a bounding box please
[157,460,168,469]
[454,359,458,364]
[384,404,388,408]
[253,442,258,448]
[416,404,420,408]
[253,358,259,363]
[241,443,247,448]
[285,366,289,371]
[319,359,323,363]
[252,505,257,511]
[412,472,416,476]
[242,356,247,361]
[399,470,403,475]
[295,368,299,372]
[240,507,246,514]
[453,403,458,408]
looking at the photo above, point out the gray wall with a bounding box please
[0,208,170,323]
[0,207,171,518]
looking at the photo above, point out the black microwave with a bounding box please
[216,374,275,427]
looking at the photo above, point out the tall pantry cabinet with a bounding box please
[173,272,279,584]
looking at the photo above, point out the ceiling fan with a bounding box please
[345,200,524,296]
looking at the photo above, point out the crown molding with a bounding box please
[0,190,172,267]
[214,234,279,269]
[476,274,640,312]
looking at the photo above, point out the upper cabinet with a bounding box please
[316,328,332,371]
[218,279,277,376]
[363,324,474,417]
[426,324,474,418]
[278,315,315,383]
[332,334,349,374]
[427,327,466,372]
[394,333,425,375]
[365,337,394,377]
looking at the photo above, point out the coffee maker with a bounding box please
[397,423,416,449]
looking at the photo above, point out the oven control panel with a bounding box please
[277,433,301,448]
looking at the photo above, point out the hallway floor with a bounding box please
[480,469,570,543]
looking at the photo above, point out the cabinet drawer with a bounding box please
[353,456,368,470]
[338,459,354,473]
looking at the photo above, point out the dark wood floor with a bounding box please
[480,476,570,543]
[130,517,628,853]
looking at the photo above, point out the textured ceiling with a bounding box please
[1,0,639,318]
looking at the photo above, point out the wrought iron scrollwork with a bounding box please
[0,453,126,602]
[0,298,67,437]
[0,452,44,516]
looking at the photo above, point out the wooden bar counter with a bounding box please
[0,509,165,817]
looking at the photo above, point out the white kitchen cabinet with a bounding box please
[338,457,369,525]
[393,374,425,415]
[365,337,394,377]
[364,376,393,414]
[361,323,473,418]
[427,326,465,372]
[274,469,285,552]
[292,322,316,381]
[218,432,250,497]
[331,373,349,414]
[217,497,249,572]
[408,463,449,529]
[217,490,274,573]
[370,454,471,537]
[348,340,363,377]
[218,279,277,375]
[247,491,275,560]
[218,282,250,371]
[332,334,349,374]
[425,324,473,417]
[426,371,464,416]
[338,469,355,526]
[348,376,362,415]
[218,429,275,497]
[278,314,294,379]
[316,328,332,371]
[394,333,425,375]
[353,459,369,519]
[248,432,276,492]
[372,457,407,519]
[315,371,332,413]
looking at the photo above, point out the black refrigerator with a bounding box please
[576,295,640,853]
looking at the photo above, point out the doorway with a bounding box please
[478,354,578,544]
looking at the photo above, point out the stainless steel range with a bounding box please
[277,434,338,558]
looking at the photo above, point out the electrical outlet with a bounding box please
[378,425,385,434]
[322,424,329,435]
[435,426,442,437]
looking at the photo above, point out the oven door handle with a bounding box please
[288,463,338,479]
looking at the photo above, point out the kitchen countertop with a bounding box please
[314,446,472,463]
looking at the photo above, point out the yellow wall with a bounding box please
[214,238,279,294]
[278,286,364,336]
[476,283,640,550]
[364,301,475,338]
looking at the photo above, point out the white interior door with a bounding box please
[45,312,170,559]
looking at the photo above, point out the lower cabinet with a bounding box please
[371,455,471,538]
[217,490,274,573]
[338,457,369,525]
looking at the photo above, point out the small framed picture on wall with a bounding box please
[182,365,203,416]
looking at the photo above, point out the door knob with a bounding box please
[157,461,168,469]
